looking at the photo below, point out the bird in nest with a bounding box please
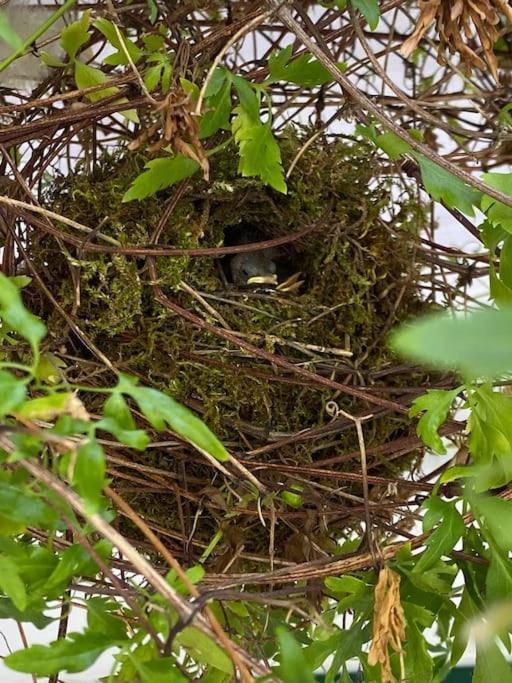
[228,227,303,293]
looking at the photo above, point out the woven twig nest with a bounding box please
[30,134,433,574]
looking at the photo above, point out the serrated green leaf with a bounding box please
[232,109,286,193]
[144,63,163,92]
[232,75,260,121]
[118,374,229,461]
[0,273,46,352]
[414,497,464,573]
[200,77,232,139]
[415,154,481,216]
[277,627,316,683]
[60,10,91,61]
[409,387,461,454]
[74,438,106,512]
[390,307,512,379]
[351,0,380,30]
[122,156,199,202]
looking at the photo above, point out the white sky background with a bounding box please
[0,1,499,679]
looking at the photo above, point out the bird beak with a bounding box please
[246,274,278,285]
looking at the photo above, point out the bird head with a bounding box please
[230,250,278,286]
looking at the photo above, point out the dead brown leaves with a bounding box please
[368,566,406,683]
[128,88,209,180]
[401,0,512,81]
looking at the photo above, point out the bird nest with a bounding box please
[29,134,432,573]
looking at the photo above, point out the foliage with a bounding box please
[2,1,512,681]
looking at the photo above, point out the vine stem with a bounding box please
[0,0,78,74]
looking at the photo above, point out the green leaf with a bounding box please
[414,497,465,573]
[415,154,481,216]
[0,555,27,610]
[60,10,91,61]
[0,480,58,529]
[74,438,106,512]
[94,18,142,66]
[122,155,200,202]
[470,493,512,554]
[232,109,287,193]
[474,639,512,682]
[499,235,512,288]
[0,596,53,629]
[376,131,413,160]
[351,0,380,30]
[450,588,478,666]
[86,597,127,641]
[175,628,233,674]
[99,392,150,450]
[277,627,316,683]
[0,11,24,49]
[118,374,229,462]
[481,173,512,233]
[404,618,433,683]
[409,387,461,454]
[204,67,229,98]
[144,63,163,92]
[486,549,512,603]
[74,60,119,101]
[34,352,67,384]
[0,370,26,417]
[390,307,512,379]
[18,392,73,420]
[136,657,188,682]
[324,575,367,596]
[490,262,512,306]
[268,47,345,87]
[5,631,123,676]
[200,78,232,139]
[39,51,67,68]
[0,273,46,352]
[232,75,260,122]
[45,541,110,594]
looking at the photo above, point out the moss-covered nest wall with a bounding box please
[30,135,430,569]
